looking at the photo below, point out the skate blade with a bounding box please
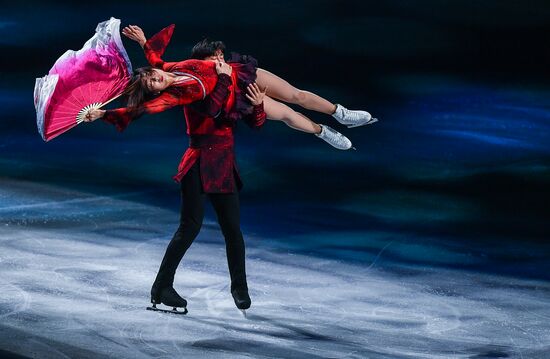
[146,305,188,315]
[240,309,247,318]
[346,118,378,128]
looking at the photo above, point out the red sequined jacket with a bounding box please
[102,24,266,193]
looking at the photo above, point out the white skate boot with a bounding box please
[315,124,354,150]
[332,104,378,128]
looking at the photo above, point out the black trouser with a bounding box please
[152,161,248,293]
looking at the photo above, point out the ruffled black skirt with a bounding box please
[226,52,259,122]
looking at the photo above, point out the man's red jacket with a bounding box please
[103,24,266,193]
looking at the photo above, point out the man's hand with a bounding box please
[215,61,232,76]
[122,25,147,48]
[245,83,267,106]
[83,108,106,122]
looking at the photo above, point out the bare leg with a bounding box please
[256,68,337,115]
[263,97,353,150]
[263,96,321,134]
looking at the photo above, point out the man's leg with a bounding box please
[152,162,204,291]
[208,192,248,292]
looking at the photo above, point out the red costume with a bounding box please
[102,24,266,193]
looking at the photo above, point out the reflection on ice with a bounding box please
[0,179,549,358]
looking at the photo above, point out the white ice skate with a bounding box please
[332,104,378,128]
[315,124,355,150]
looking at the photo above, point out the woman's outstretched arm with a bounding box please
[100,90,183,132]
[85,82,204,131]
[123,24,179,72]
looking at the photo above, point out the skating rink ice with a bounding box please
[0,178,548,359]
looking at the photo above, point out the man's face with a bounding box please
[205,49,225,63]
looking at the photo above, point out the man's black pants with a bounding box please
[152,161,248,293]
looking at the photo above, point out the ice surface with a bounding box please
[0,178,549,358]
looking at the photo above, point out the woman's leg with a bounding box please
[264,96,353,150]
[263,96,321,134]
[256,68,337,115]
[255,68,378,128]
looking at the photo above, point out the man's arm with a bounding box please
[243,103,267,129]
[243,83,267,129]
[189,62,234,117]
[190,74,232,118]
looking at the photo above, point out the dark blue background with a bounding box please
[1,1,549,279]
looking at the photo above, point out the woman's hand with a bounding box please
[122,25,147,48]
[83,108,106,122]
[245,83,267,106]
[215,61,233,76]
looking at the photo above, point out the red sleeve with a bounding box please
[143,24,179,71]
[243,102,266,130]
[189,74,232,118]
[102,81,204,132]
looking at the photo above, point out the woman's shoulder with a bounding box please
[168,59,216,76]
[175,59,215,68]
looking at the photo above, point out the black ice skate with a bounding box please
[147,286,188,315]
[231,289,251,313]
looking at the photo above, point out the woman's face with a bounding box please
[144,69,169,93]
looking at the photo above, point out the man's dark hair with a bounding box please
[190,38,226,59]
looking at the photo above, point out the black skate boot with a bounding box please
[231,288,251,310]
[147,286,188,315]
[150,285,162,305]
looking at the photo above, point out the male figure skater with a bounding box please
[137,29,266,312]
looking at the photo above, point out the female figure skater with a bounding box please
[85,24,378,150]
[188,37,379,143]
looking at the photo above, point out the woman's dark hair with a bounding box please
[190,38,226,59]
[122,67,156,108]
